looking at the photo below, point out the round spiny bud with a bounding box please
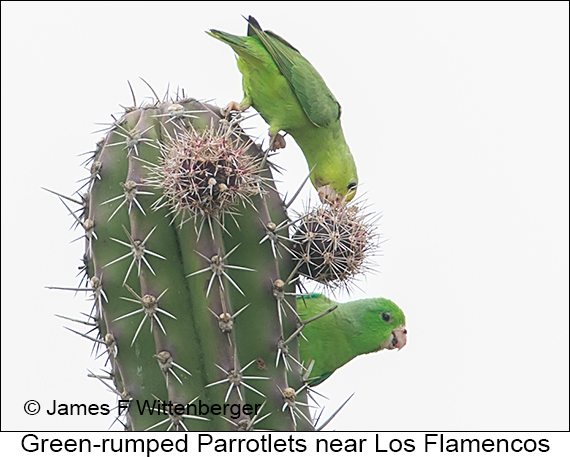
[291,202,376,290]
[150,124,262,223]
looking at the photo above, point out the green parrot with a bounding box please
[207,16,359,204]
[298,293,407,386]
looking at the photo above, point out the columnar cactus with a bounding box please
[53,93,377,431]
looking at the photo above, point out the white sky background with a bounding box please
[1,1,568,433]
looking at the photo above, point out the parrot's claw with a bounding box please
[220,101,247,117]
[269,132,286,151]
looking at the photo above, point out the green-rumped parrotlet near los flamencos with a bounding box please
[207,16,359,204]
[297,294,407,386]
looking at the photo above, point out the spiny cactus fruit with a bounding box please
[51,91,387,431]
[148,119,262,224]
[291,202,377,291]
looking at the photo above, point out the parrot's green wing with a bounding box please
[246,16,341,128]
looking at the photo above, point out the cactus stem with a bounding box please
[55,96,349,430]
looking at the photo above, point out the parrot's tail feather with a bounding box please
[246,15,262,36]
[206,29,250,54]
[244,15,300,53]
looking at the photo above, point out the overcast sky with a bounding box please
[2,1,568,434]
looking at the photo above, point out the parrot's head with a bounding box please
[317,180,358,205]
[313,151,359,204]
[359,298,407,352]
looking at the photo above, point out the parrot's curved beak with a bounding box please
[317,185,343,204]
[380,325,407,351]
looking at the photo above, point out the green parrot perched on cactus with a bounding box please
[207,16,359,204]
[298,294,407,386]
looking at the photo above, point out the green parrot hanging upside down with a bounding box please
[208,16,359,204]
[297,294,407,386]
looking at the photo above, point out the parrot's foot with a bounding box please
[269,132,286,151]
[317,185,343,205]
[220,101,248,117]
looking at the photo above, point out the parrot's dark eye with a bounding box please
[347,181,357,191]
[381,312,392,323]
